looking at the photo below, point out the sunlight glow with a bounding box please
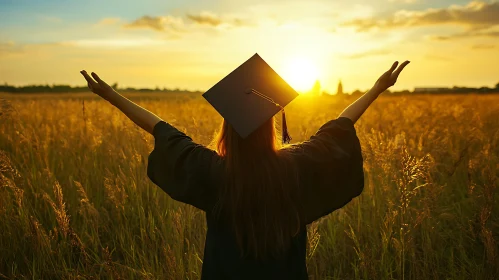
[281,57,320,93]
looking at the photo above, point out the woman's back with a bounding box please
[201,212,309,279]
[147,117,364,279]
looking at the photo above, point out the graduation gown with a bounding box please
[147,117,364,279]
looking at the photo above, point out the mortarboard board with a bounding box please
[203,53,299,143]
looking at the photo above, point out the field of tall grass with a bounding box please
[0,92,497,279]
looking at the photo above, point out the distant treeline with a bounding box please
[1,83,499,95]
[346,84,499,96]
[0,83,202,94]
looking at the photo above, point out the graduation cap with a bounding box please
[203,53,299,144]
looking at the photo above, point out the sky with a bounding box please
[1,0,498,93]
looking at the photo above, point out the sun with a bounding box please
[281,57,320,93]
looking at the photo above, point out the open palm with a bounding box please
[80,70,115,100]
[374,61,410,93]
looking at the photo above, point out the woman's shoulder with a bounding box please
[278,117,364,225]
[280,119,358,165]
[148,121,223,211]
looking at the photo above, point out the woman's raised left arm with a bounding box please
[80,70,162,134]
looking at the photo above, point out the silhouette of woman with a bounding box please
[80,55,409,280]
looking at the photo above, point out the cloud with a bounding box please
[343,49,391,59]
[123,11,250,34]
[0,41,69,57]
[62,39,165,48]
[97,17,121,26]
[187,12,222,26]
[430,29,499,40]
[344,1,499,32]
[388,0,418,3]
[2,41,15,47]
[471,44,496,49]
[123,15,185,32]
[0,41,24,56]
[424,54,452,61]
[40,16,63,24]
[186,11,250,27]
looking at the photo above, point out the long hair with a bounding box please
[212,116,302,260]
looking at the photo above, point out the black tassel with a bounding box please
[281,109,291,144]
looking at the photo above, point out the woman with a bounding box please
[80,58,409,279]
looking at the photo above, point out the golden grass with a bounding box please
[0,92,498,279]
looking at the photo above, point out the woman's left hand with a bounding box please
[80,70,116,101]
[373,61,410,93]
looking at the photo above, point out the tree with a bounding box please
[337,80,344,95]
[496,82,499,89]
[310,80,321,96]
[351,90,363,97]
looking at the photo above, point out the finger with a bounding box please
[80,70,97,86]
[388,61,399,73]
[91,72,107,86]
[393,60,410,76]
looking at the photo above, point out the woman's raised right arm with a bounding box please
[80,70,162,135]
[338,60,410,124]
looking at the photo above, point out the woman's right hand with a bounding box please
[80,70,117,101]
[372,60,410,94]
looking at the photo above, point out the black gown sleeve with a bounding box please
[291,117,364,225]
[147,121,219,211]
